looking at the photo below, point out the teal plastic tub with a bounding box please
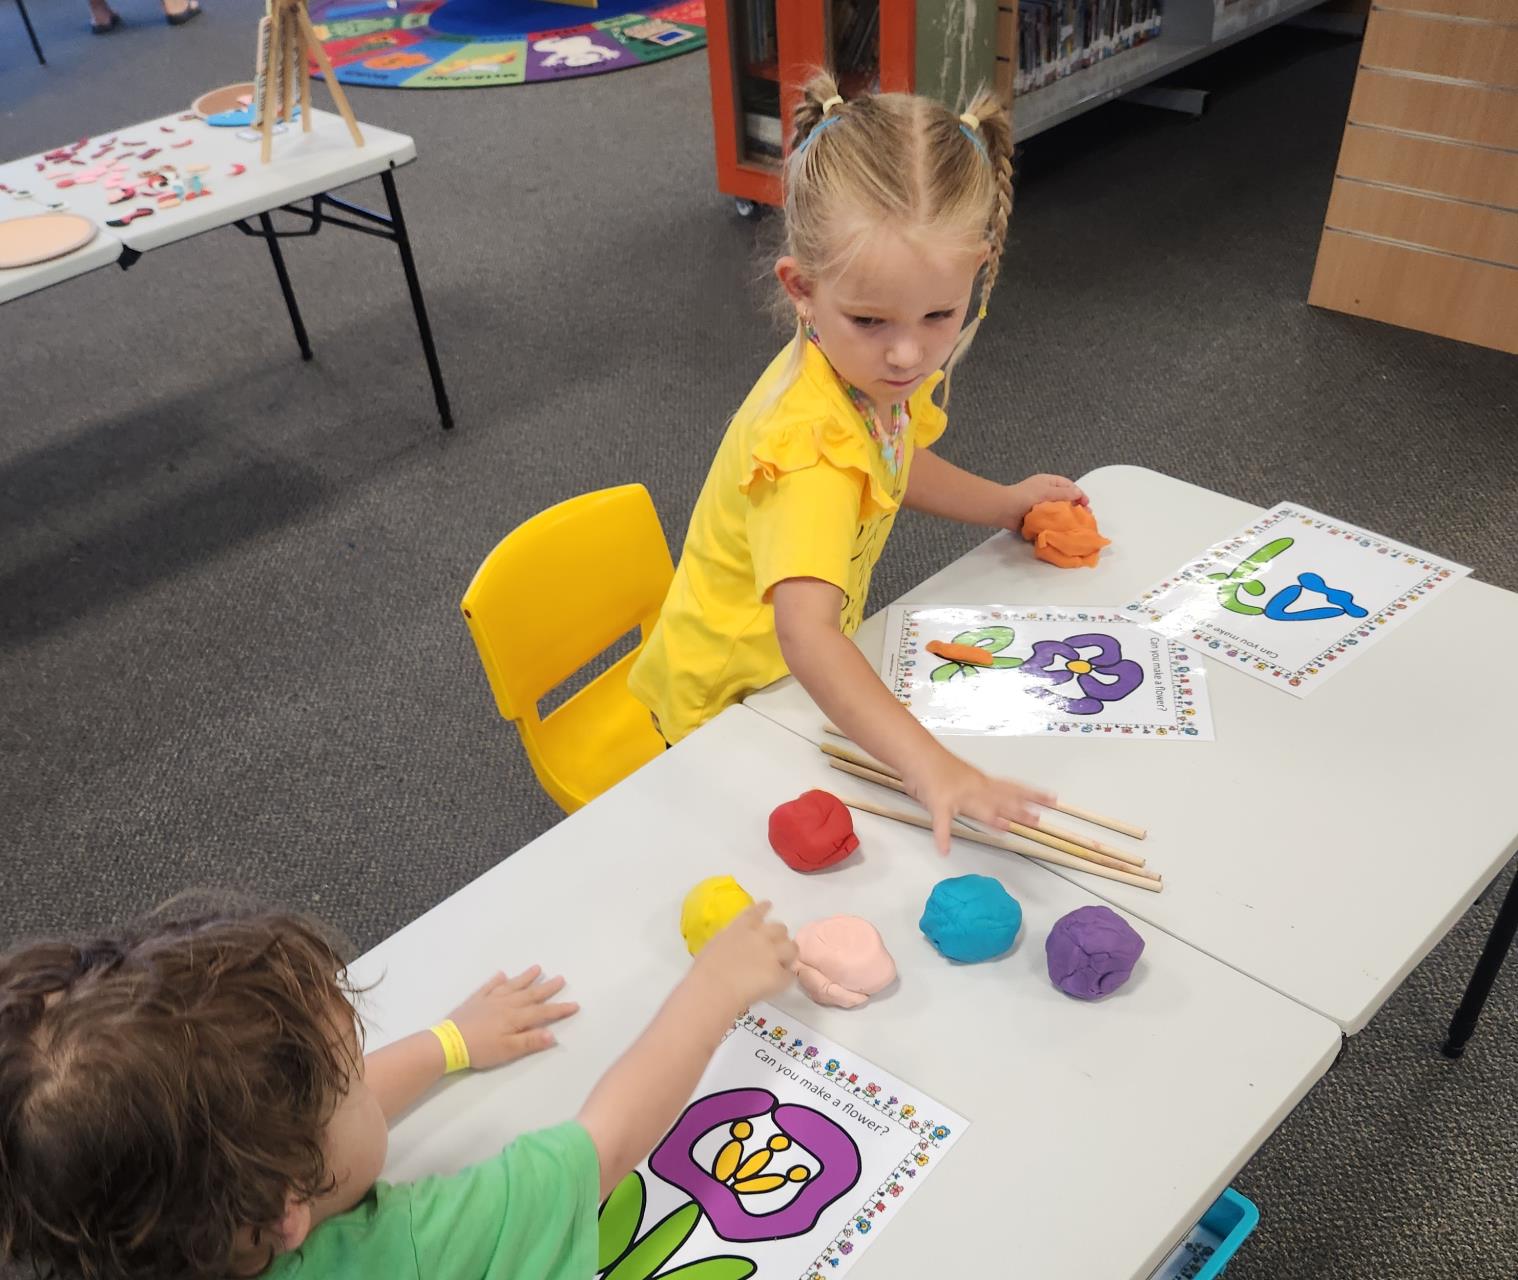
[1150,1189,1260,1279]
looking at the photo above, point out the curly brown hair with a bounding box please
[0,901,361,1280]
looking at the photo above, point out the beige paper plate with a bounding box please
[0,213,99,270]
[192,81,257,118]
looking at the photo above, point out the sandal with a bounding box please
[90,10,123,32]
[164,1,201,24]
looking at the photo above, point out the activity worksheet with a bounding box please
[597,1002,968,1280]
[881,606,1214,740]
[1122,504,1469,696]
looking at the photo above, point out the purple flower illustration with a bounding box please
[1020,633,1143,715]
[649,1088,861,1243]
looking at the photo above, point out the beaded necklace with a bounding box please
[804,323,910,479]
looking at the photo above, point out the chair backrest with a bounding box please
[460,484,674,729]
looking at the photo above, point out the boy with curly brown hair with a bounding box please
[0,897,795,1280]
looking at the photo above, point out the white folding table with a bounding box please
[352,706,1341,1280]
[746,465,1518,1043]
[0,107,454,426]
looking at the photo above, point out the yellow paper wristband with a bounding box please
[430,1019,471,1074]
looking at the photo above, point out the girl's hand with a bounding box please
[447,966,580,1069]
[1002,474,1089,533]
[903,747,1055,855]
[691,902,798,1014]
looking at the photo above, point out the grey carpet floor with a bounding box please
[3,7,1517,1277]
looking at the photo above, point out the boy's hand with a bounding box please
[448,966,579,1069]
[903,747,1054,856]
[1001,474,1088,533]
[692,902,798,1014]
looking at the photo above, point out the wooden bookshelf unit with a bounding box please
[704,1,1375,214]
[1308,0,1518,354]
[702,0,987,214]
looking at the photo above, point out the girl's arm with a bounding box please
[364,967,579,1122]
[772,578,1051,853]
[905,450,1087,531]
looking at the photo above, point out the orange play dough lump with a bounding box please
[925,639,996,666]
[1021,500,1111,569]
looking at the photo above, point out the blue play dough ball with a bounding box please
[920,874,1022,962]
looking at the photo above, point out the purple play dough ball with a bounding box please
[1045,905,1145,999]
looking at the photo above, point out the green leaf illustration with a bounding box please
[597,1172,646,1273]
[657,1256,759,1280]
[929,625,1024,682]
[605,1202,702,1280]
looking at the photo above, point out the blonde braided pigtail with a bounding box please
[939,88,1013,406]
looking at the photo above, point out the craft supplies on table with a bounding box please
[1149,1189,1259,1280]
[600,1000,967,1280]
[882,605,1215,740]
[815,732,1162,892]
[1124,503,1470,697]
[0,213,96,268]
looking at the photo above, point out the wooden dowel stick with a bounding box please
[1048,801,1147,842]
[259,7,279,164]
[1026,817,1135,863]
[282,11,298,124]
[842,794,1162,894]
[965,815,1157,880]
[820,739,1146,868]
[827,758,1159,882]
[821,723,1148,841]
[1000,818,1148,873]
[298,5,365,147]
[299,15,312,131]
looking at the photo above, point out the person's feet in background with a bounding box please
[89,0,201,30]
[88,0,122,31]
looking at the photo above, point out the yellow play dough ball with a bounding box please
[680,875,754,956]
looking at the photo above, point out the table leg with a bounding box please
[379,169,454,430]
[1442,861,1518,1060]
[258,210,313,362]
[16,0,45,65]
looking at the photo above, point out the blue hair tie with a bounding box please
[959,122,987,156]
[796,114,842,157]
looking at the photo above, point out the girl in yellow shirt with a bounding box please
[629,73,1088,852]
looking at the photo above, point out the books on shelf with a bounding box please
[743,0,777,68]
[1213,0,1290,38]
[831,0,880,75]
[1016,0,1164,95]
[744,111,784,159]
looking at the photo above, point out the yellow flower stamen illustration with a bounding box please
[733,1166,810,1194]
[708,1123,813,1196]
[712,1120,752,1182]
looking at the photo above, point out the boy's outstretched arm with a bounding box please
[365,966,579,1122]
[578,904,797,1198]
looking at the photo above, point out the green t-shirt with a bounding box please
[265,1121,600,1280]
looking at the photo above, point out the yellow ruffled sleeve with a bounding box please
[740,410,892,602]
[740,413,898,521]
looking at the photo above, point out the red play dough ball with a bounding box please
[768,790,860,872]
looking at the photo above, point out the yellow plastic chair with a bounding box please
[461,484,674,813]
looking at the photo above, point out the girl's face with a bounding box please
[778,226,986,412]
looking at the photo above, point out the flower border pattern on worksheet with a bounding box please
[729,1011,960,1278]
[893,607,1205,736]
[1123,506,1463,689]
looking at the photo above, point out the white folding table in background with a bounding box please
[0,107,454,427]
[0,221,122,305]
[353,706,1340,1280]
[746,466,1518,1050]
